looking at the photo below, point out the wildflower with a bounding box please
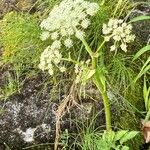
[39,46,63,75]
[75,30,85,39]
[51,40,61,49]
[39,0,99,75]
[51,32,59,40]
[60,66,66,72]
[40,31,50,41]
[40,0,99,47]
[64,38,73,48]
[81,19,91,29]
[102,18,135,52]
[110,45,116,51]
[120,43,127,52]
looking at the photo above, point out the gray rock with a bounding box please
[0,74,105,150]
[129,3,150,44]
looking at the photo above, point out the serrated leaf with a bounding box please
[120,131,139,144]
[114,130,128,142]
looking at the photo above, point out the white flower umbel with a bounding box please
[64,38,73,48]
[39,0,99,75]
[102,19,135,52]
[40,0,99,47]
[39,46,65,75]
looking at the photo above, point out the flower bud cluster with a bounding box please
[102,19,135,52]
[39,0,99,75]
[38,46,66,75]
[40,0,99,45]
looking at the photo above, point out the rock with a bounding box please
[0,74,105,150]
[129,3,150,44]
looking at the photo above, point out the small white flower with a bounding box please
[48,68,54,75]
[60,28,67,36]
[102,18,135,52]
[40,31,50,41]
[110,45,116,51]
[104,36,111,42]
[51,32,59,40]
[60,66,66,72]
[75,30,85,39]
[120,43,127,52]
[86,3,99,16]
[102,27,112,35]
[64,38,73,48]
[113,35,121,41]
[81,19,90,29]
[67,27,74,35]
[51,40,61,49]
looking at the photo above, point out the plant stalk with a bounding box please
[80,37,112,131]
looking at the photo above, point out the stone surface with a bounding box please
[0,73,105,150]
[129,3,150,44]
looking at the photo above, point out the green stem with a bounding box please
[93,71,112,131]
[80,37,112,131]
[96,40,105,54]
[101,91,112,131]
[79,37,94,59]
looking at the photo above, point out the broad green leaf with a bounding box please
[120,131,139,144]
[129,15,150,23]
[114,130,128,142]
[121,146,129,150]
[133,45,150,61]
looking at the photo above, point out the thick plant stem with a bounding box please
[81,37,112,131]
[93,74,112,131]
[101,91,112,131]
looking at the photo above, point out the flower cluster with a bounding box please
[102,19,135,52]
[39,0,99,75]
[38,46,66,75]
[40,0,99,46]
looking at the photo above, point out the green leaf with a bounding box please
[129,15,150,23]
[134,58,150,82]
[120,131,139,144]
[95,67,106,92]
[81,69,95,85]
[121,146,129,150]
[102,131,115,143]
[114,130,128,142]
[133,45,150,61]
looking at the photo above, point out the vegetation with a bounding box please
[0,0,149,150]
